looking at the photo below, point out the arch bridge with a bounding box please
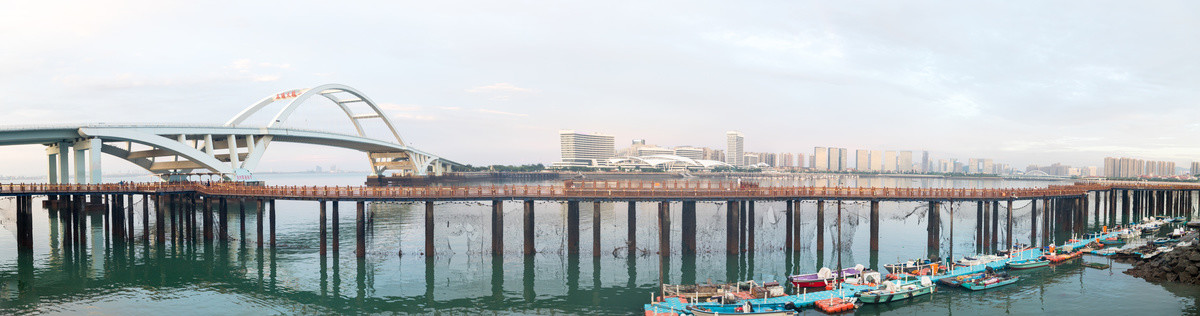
[0,84,460,183]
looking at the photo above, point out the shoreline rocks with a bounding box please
[1124,232,1200,285]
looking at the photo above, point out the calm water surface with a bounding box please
[1,173,1198,315]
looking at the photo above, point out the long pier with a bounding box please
[2,181,1196,261]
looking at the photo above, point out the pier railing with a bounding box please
[2,181,1197,200]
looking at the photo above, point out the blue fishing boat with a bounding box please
[961,274,1019,291]
[938,272,986,287]
[1007,258,1050,270]
[686,302,797,316]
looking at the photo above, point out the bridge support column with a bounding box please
[331,201,339,254]
[567,201,580,255]
[928,201,940,258]
[57,142,71,184]
[219,198,228,242]
[355,201,365,257]
[427,201,436,256]
[126,195,133,241]
[747,200,755,252]
[593,201,601,257]
[1006,199,1013,249]
[203,197,213,242]
[681,201,696,255]
[522,200,533,255]
[319,200,327,256]
[785,199,794,251]
[726,201,739,254]
[269,200,276,249]
[491,199,503,255]
[991,200,998,253]
[46,145,60,184]
[72,142,86,184]
[816,200,825,252]
[87,138,101,184]
[627,201,636,255]
[869,200,879,251]
[17,196,33,252]
[657,201,670,255]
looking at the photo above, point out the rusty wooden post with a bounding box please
[726,201,738,254]
[17,196,32,252]
[491,199,504,255]
[1006,199,1013,249]
[567,201,580,255]
[785,199,794,251]
[627,201,636,254]
[869,200,880,251]
[332,201,339,254]
[593,201,601,257]
[142,195,150,243]
[355,200,365,257]
[928,201,940,258]
[658,201,670,256]
[976,201,983,251]
[791,200,802,252]
[681,201,696,255]
[319,200,327,256]
[269,199,276,249]
[256,199,264,249]
[747,200,755,252]
[427,201,437,256]
[522,200,534,255]
[816,200,825,252]
[218,197,228,242]
[203,196,213,242]
[155,195,165,244]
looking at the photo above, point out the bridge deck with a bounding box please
[0,182,1195,201]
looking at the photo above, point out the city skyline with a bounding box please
[2,2,1200,176]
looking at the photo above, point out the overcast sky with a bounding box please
[1,1,1198,176]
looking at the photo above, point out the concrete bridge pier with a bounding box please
[567,201,580,255]
[726,201,739,254]
[681,201,696,255]
[869,200,879,251]
[593,201,601,257]
[816,200,825,252]
[491,200,505,256]
[927,201,940,258]
[626,201,636,255]
[657,201,670,256]
[791,200,802,252]
[522,200,534,255]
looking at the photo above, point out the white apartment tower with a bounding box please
[726,131,744,167]
[557,130,614,167]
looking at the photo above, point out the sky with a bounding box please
[1,1,1199,177]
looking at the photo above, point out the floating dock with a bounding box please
[643,232,1118,315]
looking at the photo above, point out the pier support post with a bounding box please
[658,201,670,255]
[155,195,165,244]
[319,200,327,256]
[976,201,983,251]
[355,201,365,257]
[425,201,436,256]
[816,200,825,252]
[256,199,264,249]
[269,200,276,248]
[991,200,998,253]
[492,199,504,255]
[567,201,580,255]
[219,198,228,241]
[726,201,739,254]
[747,201,755,252]
[238,199,245,242]
[791,200,802,252]
[142,195,149,243]
[332,201,339,254]
[928,201,940,258]
[593,201,601,257]
[1121,190,1130,224]
[785,200,794,251]
[17,196,32,252]
[1042,199,1050,246]
[869,200,880,251]
[203,197,213,242]
[523,200,534,255]
[1006,199,1013,249]
[114,194,126,242]
[627,201,636,254]
[681,201,696,255]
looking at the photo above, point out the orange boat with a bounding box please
[1043,251,1083,263]
[815,297,857,313]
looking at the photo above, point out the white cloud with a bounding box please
[478,109,528,117]
[466,83,536,100]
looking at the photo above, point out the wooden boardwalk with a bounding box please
[1,180,1197,201]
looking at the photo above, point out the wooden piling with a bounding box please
[522,200,534,255]
[658,201,670,255]
[355,201,365,257]
[791,200,802,252]
[747,201,755,252]
[928,201,940,258]
[869,200,879,251]
[726,201,738,254]
[593,201,601,257]
[155,195,165,244]
[17,196,32,252]
[785,200,794,251]
[269,200,276,248]
[627,201,636,254]
[816,200,825,252]
[681,201,696,255]
[428,201,437,256]
[319,200,327,256]
[219,198,228,241]
[332,201,339,253]
[1006,199,1013,249]
[1030,199,1038,247]
[567,201,580,255]
[256,199,264,249]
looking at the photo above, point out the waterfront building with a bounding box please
[744,154,759,166]
[796,153,805,169]
[813,147,829,171]
[921,151,930,173]
[883,151,897,172]
[1192,162,1200,176]
[836,148,848,171]
[779,153,795,168]
[870,150,883,171]
[637,146,674,157]
[898,151,913,172]
[555,130,614,167]
[726,131,744,167]
[855,149,870,171]
[673,147,704,160]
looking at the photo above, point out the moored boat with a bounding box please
[883,259,944,275]
[1168,228,1186,238]
[1007,257,1050,269]
[1100,237,1125,245]
[855,277,937,304]
[788,265,867,288]
[962,274,1019,291]
[1188,221,1200,228]
[954,255,1006,267]
[686,302,796,316]
[1152,238,1178,245]
[1044,251,1083,263]
[938,272,986,287]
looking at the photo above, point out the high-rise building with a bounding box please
[883,151,897,172]
[726,131,744,167]
[743,154,759,166]
[837,148,849,171]
[796,153,806,169]
[673,147,704,160]
[898,151,913,172]
[855,149,870,171]
[637,146,674,156]
[779,153,795,168]
[921,151,930,173]
[813,147,829,171]
[870,150,883,171]
[556,130,614,167]
[1192,162,1200,176]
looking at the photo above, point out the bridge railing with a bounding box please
[2,181,1198,200]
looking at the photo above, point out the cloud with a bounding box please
[466,83,535,100]
[478,108,528,117]
[394,113,436,121]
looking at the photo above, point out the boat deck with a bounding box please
[643,232,1116,314]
